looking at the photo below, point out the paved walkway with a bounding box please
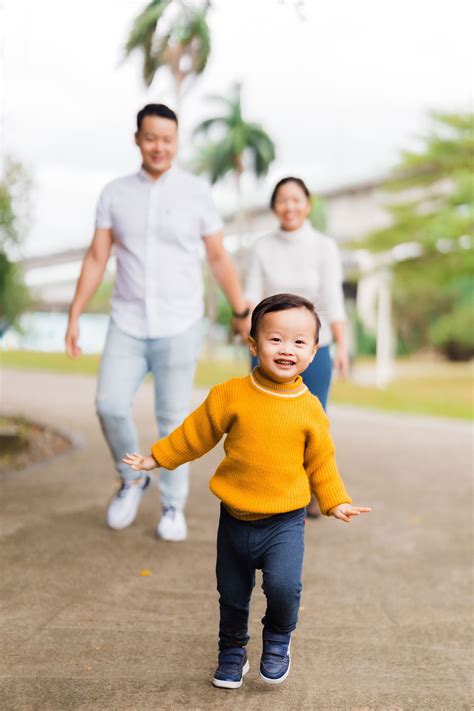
[1,369,472,710]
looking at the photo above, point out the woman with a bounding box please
[245,177,349,516]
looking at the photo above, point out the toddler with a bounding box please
[123,293,370,688]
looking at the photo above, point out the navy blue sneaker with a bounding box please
[212,647,250,689]
[259,631,291,684]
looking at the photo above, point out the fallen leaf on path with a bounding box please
[140,569,152,576]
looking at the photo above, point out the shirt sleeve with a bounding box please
[304,402,352,514]
[151,385,228,469]
[320,239,346,324]
[244,242,264,305]
[199,182,224,237]
[95,186,113,229]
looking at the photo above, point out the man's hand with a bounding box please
[329,503,371,523]
[65,319,82,358]
[232,314,251,340]
[65,228,113,358]
[122,452,158,472]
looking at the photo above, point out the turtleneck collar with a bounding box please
[276,220,314,242]
[249,367,308,398]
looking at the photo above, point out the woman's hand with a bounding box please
[328,504,371,522]
[333,347,350,379]
[122,453,157,472]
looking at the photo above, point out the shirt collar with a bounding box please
[138,164,176,184]
[249,367,307,398]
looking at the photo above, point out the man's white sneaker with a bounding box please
[107,476,150,530]
[156,507,187,541]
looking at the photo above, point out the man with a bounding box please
[66,103,250,541]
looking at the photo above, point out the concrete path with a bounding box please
[0,369,472,710]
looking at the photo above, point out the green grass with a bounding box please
[1,350,472,420]
[1,350,102,376]
[331,376,472,420]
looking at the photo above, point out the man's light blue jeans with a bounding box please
[95,318,202,510]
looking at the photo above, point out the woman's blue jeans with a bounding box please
[252,344,333,410]
[95,318,202,510]
[216,504,306,650]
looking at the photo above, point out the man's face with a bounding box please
[135,116,178,176]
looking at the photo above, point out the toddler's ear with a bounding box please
[310,344,319,362]
[248,336,257,357]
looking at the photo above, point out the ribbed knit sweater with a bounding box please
[151,367,352,520]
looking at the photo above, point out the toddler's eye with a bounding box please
[295,340,306,345]
[271,338,280,343]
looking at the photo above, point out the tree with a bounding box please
[124,0,211,111]
[193,82,276,259]
[0,160,32,336]
[359,111,474,360]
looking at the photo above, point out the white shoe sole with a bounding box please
[212,660,250,689]
[260,649,291,685]
[107,501,142,530]
[155,528,187,542]
[156,531,188,543]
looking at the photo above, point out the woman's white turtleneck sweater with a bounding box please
[244,221,346,347]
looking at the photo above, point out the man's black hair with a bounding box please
[136,104,178,131]
[250,293,321,343]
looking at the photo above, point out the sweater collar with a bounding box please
[276,220,314,242]
[249,367,307,398]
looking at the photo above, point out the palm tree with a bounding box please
[193,82,276,259]
[124,0,211,112]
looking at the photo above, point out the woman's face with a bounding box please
[273,181,311,231]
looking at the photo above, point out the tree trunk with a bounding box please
[235,167,247,277]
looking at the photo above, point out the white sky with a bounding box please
[2,0,473,256]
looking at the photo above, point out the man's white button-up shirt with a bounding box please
[95,166,223,339]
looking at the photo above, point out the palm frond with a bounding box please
[193,116,228,137]
[192,83,276,183]
[124,0,172,55]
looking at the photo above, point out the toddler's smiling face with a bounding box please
[249,307,318,383]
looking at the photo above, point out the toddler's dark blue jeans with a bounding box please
[216,504,306,650]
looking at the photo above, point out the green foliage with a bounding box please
[429,278,474,360]
[0,160,32,250]
[0,253,31,335]
[216,288,232,330]
[0,160,32,335]
[354,314,376,356]
[124,0,211,90]
[193,83,276,183]
[359,111,474,360]
[309,195,327,232]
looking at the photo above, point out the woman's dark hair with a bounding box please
[270,177,311,210]
[136,103,178,131]
[250,293,321,343]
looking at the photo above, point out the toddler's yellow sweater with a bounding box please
[151,367,351,520]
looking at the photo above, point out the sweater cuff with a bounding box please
[151,441,178,470]
[312,459,352,515]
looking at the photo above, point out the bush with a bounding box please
[0,253,31,336]
[354,315,376,356]
[429,302,474,361]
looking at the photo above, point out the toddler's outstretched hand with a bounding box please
[122,452,157,472]
[329,503,371,523]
